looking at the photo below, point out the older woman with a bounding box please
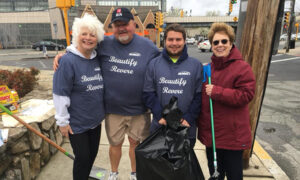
[197,23,256,180]
[53,14,105,180]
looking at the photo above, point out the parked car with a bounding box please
[186,38,196,45]
[291,34,296,40]
[291,33,300,40]
[32,41,65,51]
[198,40,211,52]
[280,34,287,41]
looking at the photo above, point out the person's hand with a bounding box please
[59,125,73,138]
[181,119,190,127]
[158,118,167,125]
[53,53,64,71]
[205,84,214,96]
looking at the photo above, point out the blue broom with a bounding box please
[203,64,220,179]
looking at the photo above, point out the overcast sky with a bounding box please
[166,0,300,16]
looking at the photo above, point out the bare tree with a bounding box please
[199,28,210,36]
[166,7,187,17]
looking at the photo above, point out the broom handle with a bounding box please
[208,77,217,167]
[0,104,74,160]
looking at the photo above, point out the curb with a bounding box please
[253,140,290,180]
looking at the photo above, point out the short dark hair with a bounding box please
[164,23,186,41]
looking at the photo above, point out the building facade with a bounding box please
[0,0,65,48]
[80,0,166,12]
[77,5,158,43]
[0,0,162,48]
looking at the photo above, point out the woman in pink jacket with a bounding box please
[197,23,256,180]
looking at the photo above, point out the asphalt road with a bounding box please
[0,49,59,70]
[0,46,299,179]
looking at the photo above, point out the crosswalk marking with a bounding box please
[271,57,300,63]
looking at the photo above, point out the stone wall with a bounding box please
[0,116,63,180]
[0,66,59,179]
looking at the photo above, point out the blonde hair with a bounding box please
[71,14,104,47]
[208,23,235,44]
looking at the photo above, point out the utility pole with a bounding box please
[56,0,75,46]
[286,0,296,53]
[272,0,285,55]
[239,0,281,168]
[235,0,247,49]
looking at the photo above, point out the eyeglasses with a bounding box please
[212,39,229,46]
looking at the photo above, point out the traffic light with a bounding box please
[231,0,237,4]
[284,12,290,26]
[180,10,184,17]
[233,16,238,22]
[56,0,75,8]
[229,2,233,13]
[159,12,164,26]
[155,12,160,28]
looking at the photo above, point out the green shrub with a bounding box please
[0,67,40,97]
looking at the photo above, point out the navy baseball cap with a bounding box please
[111,8,134,23]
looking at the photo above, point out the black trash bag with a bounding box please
[135,97,205,180]
[161,96,182,130]
[136,127,205,180]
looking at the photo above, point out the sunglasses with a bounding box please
[212,39,229,46]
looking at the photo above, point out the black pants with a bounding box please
[206,147,243,180]
[69,124,101,180]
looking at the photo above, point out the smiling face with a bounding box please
[211,32,233,57]
[165,31,185,58]
[76,27,98,54]
[112,20,136,44]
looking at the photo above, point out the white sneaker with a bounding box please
[108,172,119,180]
[129,172,137,180]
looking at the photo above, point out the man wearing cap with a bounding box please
[53,7,160,180]
[99,7,160,180]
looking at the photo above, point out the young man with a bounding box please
[143,24,203,148]
[53,8,160,180]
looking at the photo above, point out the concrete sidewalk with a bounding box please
[277,46,300,56]
[36,121,289,180]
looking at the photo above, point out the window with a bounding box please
[15,1,30,11]
[0,23,51,48]
[0,0,48,12]
[140,1,158,6]
[97,1,116,6]
[0,2,12,12]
